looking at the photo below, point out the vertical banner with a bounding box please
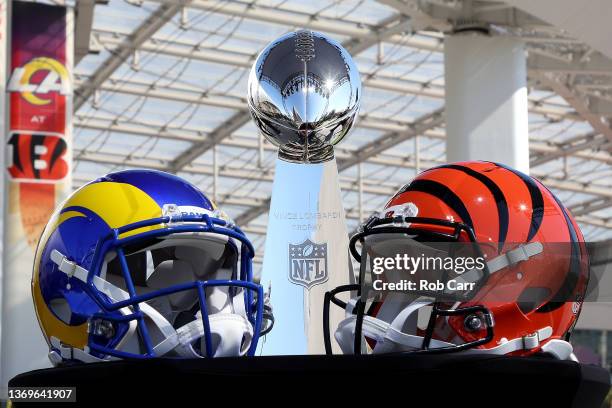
[0,0,6,389]
[1,1,72,394]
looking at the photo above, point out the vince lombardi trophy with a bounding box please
[248,30,361,354]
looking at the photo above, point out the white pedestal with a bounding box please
[259,157,350,355]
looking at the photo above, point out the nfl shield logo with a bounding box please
[288,239,328,289]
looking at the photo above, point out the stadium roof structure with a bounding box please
[62,0,612,264]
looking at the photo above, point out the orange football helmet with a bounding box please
[324,161,589,359]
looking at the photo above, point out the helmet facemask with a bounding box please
[324,216,494,355]
[48,214,266,362]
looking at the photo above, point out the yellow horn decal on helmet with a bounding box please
[63,181,162,238]
[32,210,88,349]
[32,182,162,350]
[32,278,89,349]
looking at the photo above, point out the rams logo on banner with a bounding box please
[7,132,68,182]
[288,239,328,289]
[7,57,71,106]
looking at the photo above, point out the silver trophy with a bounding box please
[248,29,360,163]
[248,30,361,354]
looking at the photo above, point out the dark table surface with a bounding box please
[9,354,611,407]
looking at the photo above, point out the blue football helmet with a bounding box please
[32,170,271,364]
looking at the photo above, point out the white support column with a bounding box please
[444,34,529,173]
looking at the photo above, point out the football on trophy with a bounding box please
[247,29,361,163]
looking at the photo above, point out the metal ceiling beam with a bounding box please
[575,215,612,229]
[167,111,250,172]
[69,1,612,240]
[79,39,447,102]
[529,131,608,166]
[73,116,448,167]
[73,150,401,195]
[586,97,612,116]
[85,1,608,128]
[74,0,191,110]
[74,115,612,165]
[92,24,585,77]
[532,73,612,146]
[75,76,246,110]
[75,115,205,142]
[89,28,581,121]
[74,134,446,182]
[570,197,612,217]
[339,107,444,170]
[74,73,444,113]
[234,107,445,226]
[375,1,612,133]
[162,13,419,173]
[529,138,612,165]
[377,0,449,32]
[92,29,255,68]
[72,134,612,221]
[528,53,612,76]
[535,176,612,199]
[343,14,412,55]
[73,143,612,199]
[76,108,441,142]
[147,0,443,52]
[75,53,578,120]
[74,113,447,146]
[168,0,574,49]
[379,0,548,30]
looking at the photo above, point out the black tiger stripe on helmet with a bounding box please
[534,180,583,313]
[398,178,475,232]
[485,162,583,311]
[436,163,509,254]
[489,162,544,242]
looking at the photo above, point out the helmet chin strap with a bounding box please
[50,250,254,361]
[335,298,452,354]
[335,297,572,359]
[164,312,253,357]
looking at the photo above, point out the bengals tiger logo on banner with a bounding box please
[7,132,68,182]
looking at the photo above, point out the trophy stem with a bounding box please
[258,157,350,355]
[278,142,334,164]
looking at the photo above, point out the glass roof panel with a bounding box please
[69,0,612,243]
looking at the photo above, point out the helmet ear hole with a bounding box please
[517,287,551,314]
[49,298,72,324]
